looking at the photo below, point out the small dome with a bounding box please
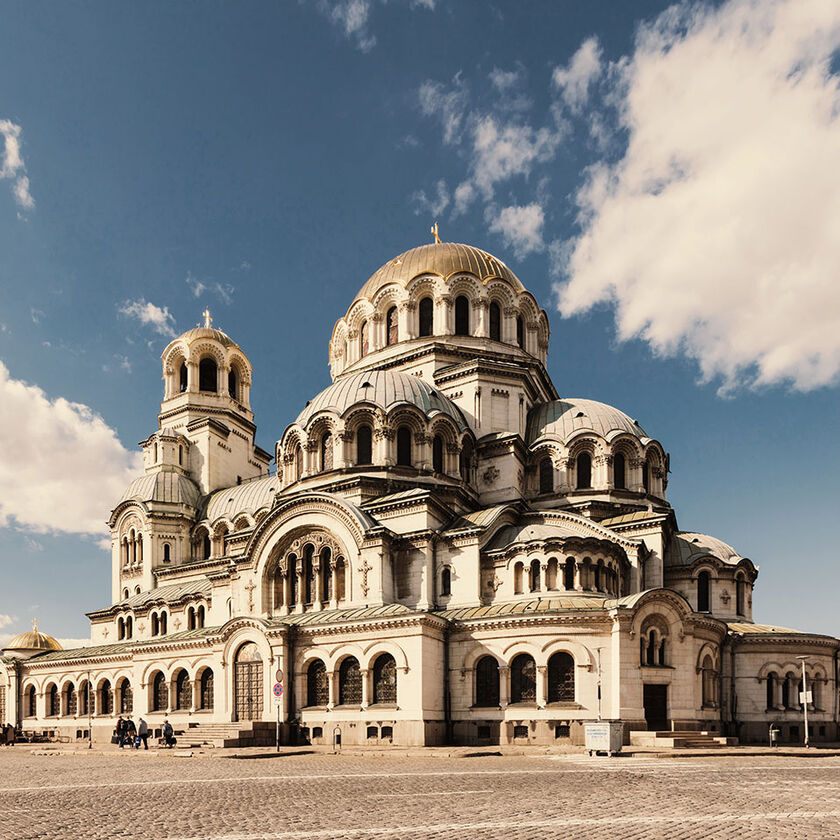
[355,242,524,303]
[296,369,467,430]
[175,326,238,348]
[204,475,280,522]
[669,532,746,568]
[528,398,649,445]
[5,621,62,653]
[118,472,201,508]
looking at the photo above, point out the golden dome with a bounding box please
[5,619,62,653]
[355,242,525,303]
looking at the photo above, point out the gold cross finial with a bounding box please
[202,308,212,329]
[431,221,441,244]
[33,617,38,633]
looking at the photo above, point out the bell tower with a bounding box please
[148,311,272,495]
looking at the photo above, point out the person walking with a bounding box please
[5,723,16,746]
[137,717,149,750]
[162,718,175,748]
[125,717,136,748]
[116,715,125,748]
[0,724,6,747]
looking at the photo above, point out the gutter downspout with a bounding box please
[443,621,452,746]
[286,625,297,744]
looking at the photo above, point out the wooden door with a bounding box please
[643,684,668,732]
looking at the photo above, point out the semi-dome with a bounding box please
[4,620,62,654]
[118,472,202,508]
[296,368,468,430]
[669,532,748,568]
[528,398,649,445]
[355,242,525,303]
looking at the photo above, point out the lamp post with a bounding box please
[796,656,809,748]
[596,647,603,721]
[87,670,92,750]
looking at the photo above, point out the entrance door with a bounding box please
[234,642,264,722]
[643,684,668,731]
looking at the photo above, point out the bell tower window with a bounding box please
[455,296,469,335]
[516,316,525,349]
[359,321,369,357]
[386,306,397,345]
[356,425,372,465]
[489,302,501,341]
[179,363,188,393]
[199,358,218,392]
[432,435,444,473]
[228,368,238,399]
[576,453,592,489]
[396,426,412,467]
[614,452,626,489]
[418,297,433,337]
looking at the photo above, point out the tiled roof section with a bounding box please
[362,489,429,508]
[668,532,746,568]
[444,504,516,533]
[437,596,608,621]
[527,398,649,445]
[355,242,524,303]
[275,603,416,627]
[296,369,467,430]
[485,521,620,551]
[89,580,211,616]
[599,511,660,527]
[204,475,280,522]
[118,472,201,508]
[30,626,220,663]
[728,623,809,636]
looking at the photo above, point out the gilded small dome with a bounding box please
[355,242,525,303]
[5,620,62,653]
[175,326,238,348]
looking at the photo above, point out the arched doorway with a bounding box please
[234,642,263,722]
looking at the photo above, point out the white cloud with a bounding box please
[0,361,143,536]
[0,614,14,630]
[319,0,376,52]
[0,119,35,211]
[30,308,44,324]
[552,36,602,112]
[487,203,546,259]
[213,282,235,305]
[411,178,450,217]
[419,76,469,145]
[555,0,840,393]
[23,537,43,552]
[118,299,177,337]
[185,271,205,298]
[490,67,522,94]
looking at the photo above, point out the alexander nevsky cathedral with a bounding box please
[2,238,838,747]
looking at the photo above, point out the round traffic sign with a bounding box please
[275,669,284,683]
[273,682,283,697]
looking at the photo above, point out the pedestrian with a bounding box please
[116,715,125,748]
[137,717,149,750]
[162,718,175,748]
[125,716,136,749]
[0,724,6,747]
[5,723,16,746]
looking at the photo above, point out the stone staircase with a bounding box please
[179,721,276,749]
[629,730,738,749]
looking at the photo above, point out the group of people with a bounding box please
[0,723,15,746]
[114,716,176,749]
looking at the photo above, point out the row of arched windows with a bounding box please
[766,671,821,711]
[513,557,620,597]
[305,654,397,707]
[149,669,214,712]
[121,530,143,567]
[117,616,134,640]
[538,452,660,495]
[151,611,168,637]
[357,299,527,359]
[474,652,575,706]
[187,605,206,630]
[28,678,133,718]
[273,546,347,608]
[177,358,240,400]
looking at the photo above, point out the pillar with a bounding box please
[360,670,370,709]
[499,667,510,708]
[475,299,488,337]
[537,666,547,708]
[327,672,336,710]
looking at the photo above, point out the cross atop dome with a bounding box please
[202,308,213,328]
[430,221,441,244]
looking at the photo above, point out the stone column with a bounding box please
[186,360,198,393]
[360,670,370,709]
[370,312,383,351]
[217,363,227,395]
[313,561,323,612]
[295,562,305,613]
[436,295,453,335]
[499,666,510,708]
[574,561,583,591]
[475,299,488,337]
[329,560,339,610]
[537,665,548,708]
[327,672,336,710]
[418,539,435,610]
[503,307,517,343]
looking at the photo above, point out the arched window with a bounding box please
[120,679,133,714]
[545,557,558,590]
[65,684,78,717]
[152,672,167,712]
[122,587,129,600]
[335,557,346,601]
[79,682,90,716]
[151,613,160,636]
[153,442,158,463]
[359,320,369,357]
[338,657,362,706]
[514,562,524,594]
[99,680,113,716]
[454,296,470,335]
[736,575,746,616]
[321,548,332,601]
[594,562,602,592]
[321,432,333,471]
[782,675,791,709]
[529,559,540,592]
[418,296,434,336]
[199,669,214,710]
[441,567,451,597]
[697,571,711,612]
[137,534,143,565]
[489,301,501,341]
[547,652,575,703]
[196,605,205,629]
[766,671,777,709]
[475,656,500,707]
[304,544,315,604]
[163,543,171,563]
[294,445,303,482]
[188,607,196,631]
[228,368,238,400]
[203,533,211,560]
[613,452,626,489]
[118,617,125,641]
[386,306,398,345]
[48,684,59,716]
[373,654,397,704]
[701,655,716,707]
[159,611,167,635]
[510,654,536,704]
[576,453,592,489]
[179,363,188,393]
[642,458,650,492]
[25,685,36,717]
[175,670,190,710]
[356,425,372,465]
[432,435,444,473]
[178,444,183,465]
[125,616,133,639]
[539,457,553,494]
[516,316,525,349]
[307,660,328,707]
[199,358,217,392]
[459,439,473,482]
[396,426,412,467]
[288,553,298,604]
[563,558,575,590]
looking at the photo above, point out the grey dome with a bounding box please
[296,369,467,430]
[669,532,746,568]
[528,398,649,445]
[119,472,201,508]
[204,475,280,522]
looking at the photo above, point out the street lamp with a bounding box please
[87,669,92,750]
[796,656,810,748]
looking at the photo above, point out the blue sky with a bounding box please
[1,0,838,644]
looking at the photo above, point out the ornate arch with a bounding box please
[189,341,225,366]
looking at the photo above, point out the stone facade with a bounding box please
[2,240,837,746]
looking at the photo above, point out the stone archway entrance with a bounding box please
[643,684,669,731]
[234,642,263,722]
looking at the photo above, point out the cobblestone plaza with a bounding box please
[3,751,840,839]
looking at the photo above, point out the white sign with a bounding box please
[275,668,284,683]
[799,691,812,704]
